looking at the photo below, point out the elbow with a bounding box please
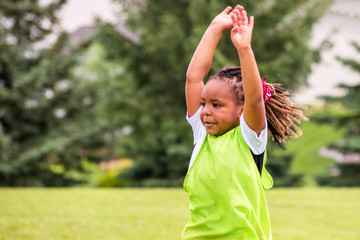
[186,71,203,84]
[246,95,264,108]
[245,99,265,114]
[186,69,197,83]
[245,88,264,107]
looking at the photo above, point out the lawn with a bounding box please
[0,188,359,240]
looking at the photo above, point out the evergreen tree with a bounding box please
[316,42,360,186]
[0,0,105,186]
[90,0,333,186]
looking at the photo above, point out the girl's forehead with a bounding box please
[204,79,230,90]
[202,80,235,100]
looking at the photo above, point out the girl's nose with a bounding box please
[202,105,211,115]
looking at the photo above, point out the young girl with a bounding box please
[182,5,307,240]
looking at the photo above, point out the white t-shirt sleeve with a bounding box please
[186,108,207,170]
[186,107,206,145]
[240,113,268,155]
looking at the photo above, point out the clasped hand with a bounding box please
[211,4,254,50]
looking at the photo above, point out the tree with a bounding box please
[316,41,360,186]
[0,0,106,186]
[88,0,333,186]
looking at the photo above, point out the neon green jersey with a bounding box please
[182,126,273,240]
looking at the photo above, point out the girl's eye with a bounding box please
[200,102,205,107]
[213,104,221,108]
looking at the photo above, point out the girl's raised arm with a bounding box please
[186,5,244,117]
[231,9,265,136]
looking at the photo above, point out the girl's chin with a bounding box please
[206,125,237,136]
[206,129,223,136]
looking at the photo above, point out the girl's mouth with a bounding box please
[203,122,215,127]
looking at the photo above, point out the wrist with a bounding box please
[237,46,253,55]
[209,21,227,34]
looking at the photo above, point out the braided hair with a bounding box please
[208,66,308,148]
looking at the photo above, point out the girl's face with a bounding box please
[200,80,243,136]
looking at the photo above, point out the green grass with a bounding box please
[0,188,188,240]
[0,188,359,240]
[267,188,360,239]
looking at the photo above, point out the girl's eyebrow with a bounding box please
[211,98,221,102]
[201,97,222,102]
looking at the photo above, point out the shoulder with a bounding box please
[240,113,267,154]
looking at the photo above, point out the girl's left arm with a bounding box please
[231,9,265,136]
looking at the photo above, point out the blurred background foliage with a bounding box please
[1,0,359,187]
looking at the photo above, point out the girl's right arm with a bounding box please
[186,5,244,117]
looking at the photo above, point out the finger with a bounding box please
[236,9,242,26]
[231,4,244,13]
[223,6,232,14]
[249,16,254,30]
[231,13,239,29]
[241,10,248,26]
[231,25,239,35]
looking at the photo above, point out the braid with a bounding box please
[264,82,308,149]
[208,66,308,149]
